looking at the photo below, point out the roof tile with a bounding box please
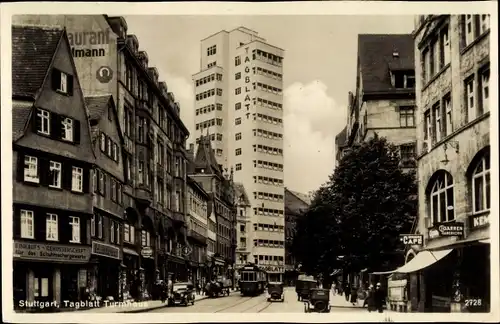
[12,25,63,98]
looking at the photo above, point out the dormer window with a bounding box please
[51,68,73,95]
[392,70,415,89]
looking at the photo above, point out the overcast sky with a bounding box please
[124,15,414,194]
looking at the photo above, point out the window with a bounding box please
[235,163,242,171]
[91,214,96,237]
[235,148,242,156]
[111,221,115,243]
[235,118,241,125]
[216,88,223,96]
[235,72,241,80]
[107,137,112,156]
[100,133,106,152]
[113,143,119,161]
[20,210,34,239]
[399,106,415,127]
[61,117,73,141]
[235,132,242,141]
[69,216,80,243]
[400,143,416,167]
[36,109,50,135]
[432,102,442,142]
[480,68,490,114]
[423,110,432,149]
[58,71,68,93]
[235,56,241,66]
[429,171,454,225]
[49,161,61,188]
[46,214,58,241]
[138,161,144,184]
[72,167,83,192]
[235,87,242,95]
[472,151,490,213]
[441,28,451,67]
[207,45,216,56]
[465,77,475,122]
[479,15,490,35]
[24,156,39,183]
[98,214,103,238]
[443,94,453,136]
[235,103,241,110]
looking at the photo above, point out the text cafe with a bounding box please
[13,240,92,309]
[87,241,123,302]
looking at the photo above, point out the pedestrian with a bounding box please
[365,284,376,312]
[331,281,337,296]
[344,282,351,302]
[350,285,358,305]
[374,282,385,313]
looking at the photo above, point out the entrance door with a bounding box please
[33,268,52,303]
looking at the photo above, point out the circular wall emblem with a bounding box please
[96,66,113,83]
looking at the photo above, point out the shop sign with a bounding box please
[428,222,464,238]
[13,240,91,263]
[470,213,489,229]
[262,266,283,273]
[399,234,423,246]
[92,241,121,260]
[141,246,153,258]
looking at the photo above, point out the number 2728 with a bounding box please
[465,299,482,307]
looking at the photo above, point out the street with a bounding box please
[146,288,367,313]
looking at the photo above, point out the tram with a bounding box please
[239,263,268,296]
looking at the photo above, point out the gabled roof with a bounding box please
[285,188,311,215]
[358,34,414,93]
[12,101,34,142]
[335,126,347,147]
[12,25,63,99]
[233,182,250,207]
[193,135,221,176]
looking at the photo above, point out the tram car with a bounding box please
[239,264,267,296]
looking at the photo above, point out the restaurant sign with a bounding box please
[92,241,121,260]
[141,246,153,258]
[428,222,464,239]
[13,241,91,263]
[399,234,423,246]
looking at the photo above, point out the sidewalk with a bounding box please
[329,292,365,309]
[67,293,212,314]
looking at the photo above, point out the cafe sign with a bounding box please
[92,241,121,260]
[428,222,464,238]
[399,234,423,246]
[141,246,153,258]
[13,241,91,264]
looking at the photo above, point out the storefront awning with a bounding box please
[371,249,453,275]
[479,239,490,244]
[123,247,139,256]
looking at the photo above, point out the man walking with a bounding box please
[374,282,385,313]
[344,282,351,302]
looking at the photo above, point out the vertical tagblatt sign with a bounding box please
[244,47,252,112]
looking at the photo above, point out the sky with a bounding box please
[124,15,414,194]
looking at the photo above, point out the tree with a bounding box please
[292,134,417,276]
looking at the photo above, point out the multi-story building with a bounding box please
[189,135,237,283]
[284,188,311,286]
[335,34,417,170]
[234,182,252,269]
[86,95,125,301]
[193,27,286,280]
[13,15,191,301]
[12,25,95,308]
[186,174,210,286]
[411,14,491,313]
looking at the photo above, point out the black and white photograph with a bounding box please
[1,2,498,323]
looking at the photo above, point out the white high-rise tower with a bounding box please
[193,27,285,279]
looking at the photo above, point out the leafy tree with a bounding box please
[292,134,417,276]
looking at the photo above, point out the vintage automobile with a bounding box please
[304,288,331,313]
[168,282,195,306]
[266,282,285,302]
[295,275,317,301]
[206,277,231,298]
